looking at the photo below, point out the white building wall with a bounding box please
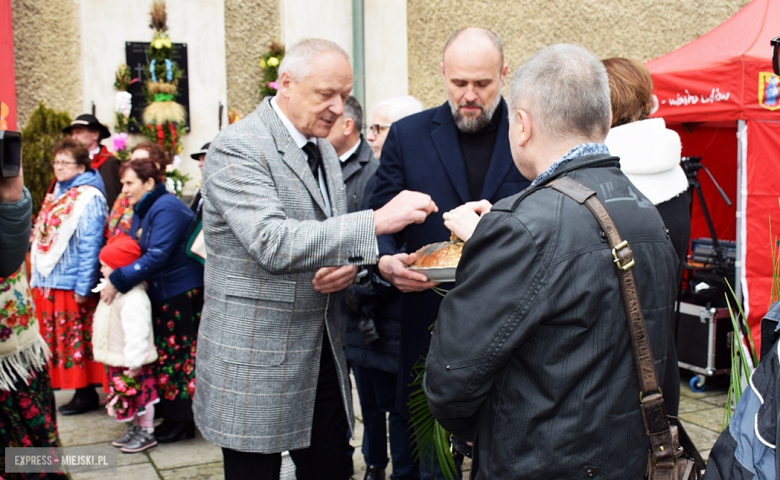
[280,0,354,60]
[79,0,228,194]
[363,0,409,121]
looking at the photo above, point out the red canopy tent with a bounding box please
[0,0,17,131]
[646,0,780,354]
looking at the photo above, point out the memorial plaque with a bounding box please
[125,42,190,132]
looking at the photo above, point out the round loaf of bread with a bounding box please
[409,239,464,268]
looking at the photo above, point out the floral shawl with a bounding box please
[0,265,49,391]
[31,185,102,278]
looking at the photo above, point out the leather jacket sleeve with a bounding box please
[424,211,546,437]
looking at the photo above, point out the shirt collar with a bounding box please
[339,138,361,163]
[529,143,610,187]
[89,146,101,159]
[271,96,317,149]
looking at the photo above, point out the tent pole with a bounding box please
[736,120,747,307]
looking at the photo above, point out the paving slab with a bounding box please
[147,432,222,470]
[159,461,224,480]
[680,407,726,434]
[678,395,716,414]
[682,422,722,454]
[70,462,160,480]
[78,441,150,467]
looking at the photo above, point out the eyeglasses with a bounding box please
[51,160,79,167]
[368,123,392,136]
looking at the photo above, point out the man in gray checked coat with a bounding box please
[194,39,437,480]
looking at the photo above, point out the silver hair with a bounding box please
[508,44,611,140]
[373,95,424,123]
[277,38,350,81]
[443,27,504,65]
[342,96,363,132]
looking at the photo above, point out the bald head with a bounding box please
[441,27,508,133]
[443,27,504,65]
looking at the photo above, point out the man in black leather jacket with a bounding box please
[424,44,679,479]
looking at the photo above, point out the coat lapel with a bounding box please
[322,141,342,218]
[430,104,470,204]
[479,99,515,202]
[257,99,330,216]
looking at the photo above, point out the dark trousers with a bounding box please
[223,332,350,480]
[353,364,419,479]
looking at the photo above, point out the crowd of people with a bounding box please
[0,23,715,480]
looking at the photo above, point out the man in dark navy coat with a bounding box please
[370,27,531,479]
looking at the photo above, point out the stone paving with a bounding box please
[55,374,725,479]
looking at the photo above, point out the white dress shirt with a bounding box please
[339,138,361,163]
[271,96,331,216]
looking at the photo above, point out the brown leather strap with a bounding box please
[549,176,675,464]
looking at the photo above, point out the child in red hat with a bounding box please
[92,234,159,453]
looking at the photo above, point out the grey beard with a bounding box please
[450,94,501,133]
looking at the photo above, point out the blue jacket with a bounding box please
[704,301,780,480]
[369,98,531,418]
[110,183,203,303]
[30,170,107,297]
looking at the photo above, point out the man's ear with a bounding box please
[500,62,509,82]
[440,61,446,80]
[515,109,532,147]
[278,71,293,98]
[343,117,355,137]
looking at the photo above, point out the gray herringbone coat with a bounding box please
[194,97,378,453]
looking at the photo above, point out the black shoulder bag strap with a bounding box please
[548,176,704,479]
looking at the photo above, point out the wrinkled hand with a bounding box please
[378,253,439,292]
[442,200,492,242]
[74,294,88,305]
[313,265,358,294]
[100,280,118,305]
[374,190,438,236]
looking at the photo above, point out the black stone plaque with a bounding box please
[125,41,190,133]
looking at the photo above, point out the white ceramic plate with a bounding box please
[407,266,457,283]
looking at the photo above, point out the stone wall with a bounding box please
[406,0,751,108]
[224,0,281,117]
[12,0,82,129]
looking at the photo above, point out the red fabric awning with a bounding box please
[647,0,780,123]
[0,0,17,131]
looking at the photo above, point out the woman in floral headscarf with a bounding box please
[0,165,64,477]
[30,138,108,416]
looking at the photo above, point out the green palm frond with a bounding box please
[407,353,458,480]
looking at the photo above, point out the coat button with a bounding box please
[446,365,450,370]
[586,468,595,477]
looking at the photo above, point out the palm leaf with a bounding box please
[408,352,458,480]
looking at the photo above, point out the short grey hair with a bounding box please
[277,38,350,81]
[508,44,611,140]
[343,96,363,132]
[373,95,424,124]
[443,27,504,65]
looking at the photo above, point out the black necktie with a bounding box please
[302,142,321,180]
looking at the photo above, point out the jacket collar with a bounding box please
[502,154,620,212]
[134,182,168,218]
[430,98,515,203]
[340,136,372,183]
